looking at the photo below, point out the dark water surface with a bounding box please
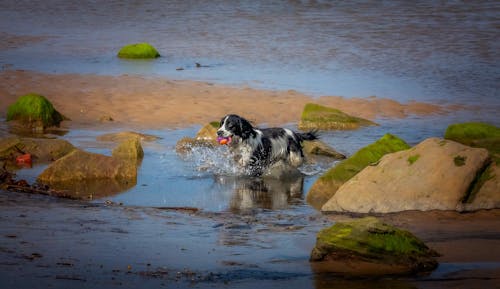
[0,0,499,117]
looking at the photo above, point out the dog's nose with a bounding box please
[217,130,224,137]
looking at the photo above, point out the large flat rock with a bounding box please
[322,138,490,213]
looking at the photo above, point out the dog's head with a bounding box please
[217,114,256,142]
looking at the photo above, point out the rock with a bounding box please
[112,137,144,162]
[96,131,160,142]
[310,217,438,276]
[445,122,500,163]
[117,43,160,59]
[307,134,409,209]
[298,103,377,130]
[302,139,346,159]
[459,162,500,211]
[0,136,75,163]
[195,121,219,141]
[6,93,67,131]
[175,122,219,154]
[38,149,137,183]
[322,138,490,213]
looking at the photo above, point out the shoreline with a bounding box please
[0,69,453,130]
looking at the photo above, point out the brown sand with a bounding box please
[0,70,447,129]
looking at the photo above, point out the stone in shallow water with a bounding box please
[310,217,439,276]
[298,103,376,130]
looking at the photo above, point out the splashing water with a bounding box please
[179,145,244,177]
[177,143,331,179]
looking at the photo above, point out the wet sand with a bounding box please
[0,191,498,289]
[0,70,448,130]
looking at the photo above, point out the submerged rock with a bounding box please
[117,43,160,59]
[310,217,438,276]
[302,139,346,159]
[298,103,376,130]
[38,149,137,183]
[37,138,144,198]
[445,122,500,164]
[307,134,410,209]
[322,138,491,213]
[6,93,67,132]
[0,136,75,163]
[96,131,160,143]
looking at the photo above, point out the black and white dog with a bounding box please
[217,114,318,176]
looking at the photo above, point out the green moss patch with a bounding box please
[117,43,160,59]
[298,103,377,130]
[454,155,467,167]
[407,154,420,165]
[445,122,500,164]
[209,121,220,129]
[6,93,66,129]
[319,134,410,183]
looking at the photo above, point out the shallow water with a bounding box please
[7,111,483,211]
[0,0,499,116]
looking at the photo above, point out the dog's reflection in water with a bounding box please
[215,174,304,212]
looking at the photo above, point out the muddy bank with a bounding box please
[0,70,449,130]
[0,190,498,289]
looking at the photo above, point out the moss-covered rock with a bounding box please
[306,134,410,209]
[117,43,160,59]
[6,93,66,131]
[298,103,377,130]
[310,217,438,275]
[444,122,500,164]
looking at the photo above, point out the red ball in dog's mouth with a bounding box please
[216,136,232,145]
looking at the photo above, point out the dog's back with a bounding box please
[260,127,318,169]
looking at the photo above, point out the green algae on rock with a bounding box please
[445,122,500,164]
[310,217,439,275]
[298,103,377,130]
[306,133,410,209]
[6,93,66,131]
[117,43,160,59]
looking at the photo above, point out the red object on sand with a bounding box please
[16,154,32,165]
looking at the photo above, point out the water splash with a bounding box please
[178,145,244,176]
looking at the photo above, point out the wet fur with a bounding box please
[217,114,318,176]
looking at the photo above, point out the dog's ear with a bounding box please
[239,117,255,139]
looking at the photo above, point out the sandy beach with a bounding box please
[0,70,448,130]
